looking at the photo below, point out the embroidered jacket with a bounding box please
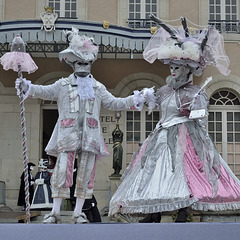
[28,74,134,157]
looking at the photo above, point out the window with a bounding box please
[209,0,238,32]
[126,109,160,164]
[48,0,77,18]
[208,90,240,178]
[128,0,157,28]
[129,0,157,19]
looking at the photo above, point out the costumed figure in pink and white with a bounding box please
[30,158,53,210]
[15,27,148,224]
[109,15,240,223]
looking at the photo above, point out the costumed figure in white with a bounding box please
[109,15,240,223]
[15,27,148,223]
[30,158,53,210]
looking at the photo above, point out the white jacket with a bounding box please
[28,74,134,157]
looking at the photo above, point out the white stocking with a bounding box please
[51,197,62,215]
[74,197,85,214]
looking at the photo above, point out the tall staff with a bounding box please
[0,34,38,223]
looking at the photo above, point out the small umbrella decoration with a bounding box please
[0,35,38,223]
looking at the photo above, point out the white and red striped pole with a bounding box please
[0,35,38,223]
[18,65,31,223]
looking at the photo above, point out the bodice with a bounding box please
[160,91,191,128]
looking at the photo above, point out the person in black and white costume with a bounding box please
[30,158,53,210]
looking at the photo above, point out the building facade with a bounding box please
[0,0,240,211]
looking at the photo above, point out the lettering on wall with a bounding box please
[100,115,116,145]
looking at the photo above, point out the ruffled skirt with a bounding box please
[0,52,38,74]
[109,121,240,216]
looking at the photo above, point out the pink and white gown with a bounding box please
[109,84,240,216]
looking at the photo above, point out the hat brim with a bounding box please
[59,49,97,64]
[28,162,36,167]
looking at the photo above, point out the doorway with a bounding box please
[42,109,58,158]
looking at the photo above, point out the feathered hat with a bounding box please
[59,27,99,66]
[143,15,230,76]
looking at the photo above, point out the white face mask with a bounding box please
[30,166,34,171]
[168,64,192,89]
[73,60,92,77]
[170,64,186,79]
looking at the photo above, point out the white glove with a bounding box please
[133,90,145,111]
[133,87,155,112]
[30,181,35,186]
[15,78,31,99]
[143,87,156,114]
[35,179,44,185]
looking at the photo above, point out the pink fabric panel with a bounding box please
[87,118,98,128]
[63,151,75,188]
[88,158,97,189]
[61,118,75,127]
[213,165,240,203]
[179,124,240,203]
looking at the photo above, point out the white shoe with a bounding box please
[71,212,89,224]
[43,212,61,224]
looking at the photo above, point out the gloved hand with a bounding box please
[35,179,44,185]
[15,78,31,96]
[143,87,155,114]
[133,87,155,112]
[133,90,145,111]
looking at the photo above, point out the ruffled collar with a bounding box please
[75,74,95,100]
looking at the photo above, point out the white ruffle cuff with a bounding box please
[133,87,156,113]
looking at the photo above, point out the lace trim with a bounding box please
[109,199,240,216]
[109,197,198,216]
[192,201,240,212]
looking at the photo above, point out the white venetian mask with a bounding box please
[170,64,186,79]
[168,64,192,89]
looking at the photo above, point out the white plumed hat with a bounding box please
[59,27,99,66]
[143,15,230,76]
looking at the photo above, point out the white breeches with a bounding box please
[51,151,96,199]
